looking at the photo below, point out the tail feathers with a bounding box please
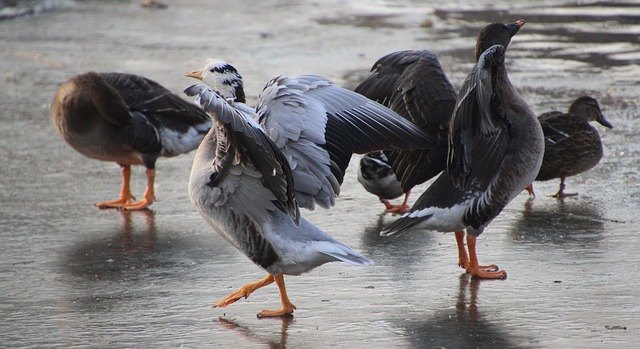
[380,214,432,237]
[319,242,374,266]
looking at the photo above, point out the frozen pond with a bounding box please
[1,0,639,347]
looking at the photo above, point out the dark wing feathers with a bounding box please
[447,45,510,191]
[355,50,456,131]
[325,89,440,186]
[128,111,162,164]
[538,111,576,145]
[355,50,457,192]
[102,73,210,132]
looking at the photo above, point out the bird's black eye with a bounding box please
[209,68,216,73]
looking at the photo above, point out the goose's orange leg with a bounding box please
[96,165,136,208]
[257,274,296,318]
[121,168,156,210]
[214,274,276,308]
[466,235,506,279]
[213,274,296,318]
[455,230,469,269]
[456,231,499,273]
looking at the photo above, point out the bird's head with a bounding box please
[569,96,613,129]
[475,19,525,61]
[185,60,246,103]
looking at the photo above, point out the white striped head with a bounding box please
[185,60,246,103]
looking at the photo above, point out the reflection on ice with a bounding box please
[63,210,158,281]
[399,275,527,348]
[217,316,294,348]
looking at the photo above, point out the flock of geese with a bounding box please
[50,20,612,318]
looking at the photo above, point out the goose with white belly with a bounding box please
[185,61,437,317]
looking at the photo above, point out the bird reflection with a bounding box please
[216,316,294,349]
[403,274,522,348]
[63,209,159,281]
[361,213,388,245]
[119,209,157,254]
[513,198,606,245]
[455,274,480,324]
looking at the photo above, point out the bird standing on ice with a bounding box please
[185,61,436,317]
[50,71,211,210]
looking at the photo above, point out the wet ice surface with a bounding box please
[1,0,639,347]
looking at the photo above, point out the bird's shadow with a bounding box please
[215,315,294,349]
[512,197,608,246]
[358,212,438,270]
[58,209,222,313]
[62,210,164,281]
[399,274,526,348]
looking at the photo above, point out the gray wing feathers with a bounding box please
[256,75,436,210]
[185,84,300,225]
[257,75,336,210]
[218,165,280,224]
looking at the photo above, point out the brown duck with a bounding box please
[526,96,613,198]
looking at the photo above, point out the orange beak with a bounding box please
[185,68,204,80]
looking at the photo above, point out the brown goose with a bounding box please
[358,21,532,278]
[381,42,544,279]
[355,21,525,215]
[50,71,211,210]
[526,96,613,198]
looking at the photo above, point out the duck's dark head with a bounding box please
[569,96,613,128]
[185,60,246,103]
[475,20,525,61]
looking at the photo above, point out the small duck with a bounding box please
[50,72,211,210]
[185,61,434,317]
[381,33,543,280]
[526,96,613,198]
[357,151,410,214]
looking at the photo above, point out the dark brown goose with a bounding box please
[355,21,524,215]
[358,21,533,278]
[526,96,613,198]
[51,72,211,210]
[381,42,544,279]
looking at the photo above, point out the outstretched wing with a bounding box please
[447,45,511,192]
[255,74,437,210]
[185,84,299,226]
[355,50,457,192]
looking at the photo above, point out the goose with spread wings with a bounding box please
[380,43,544,279]
[355,21,524,217]
[184,61,436,317]
[357,21,534,278]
